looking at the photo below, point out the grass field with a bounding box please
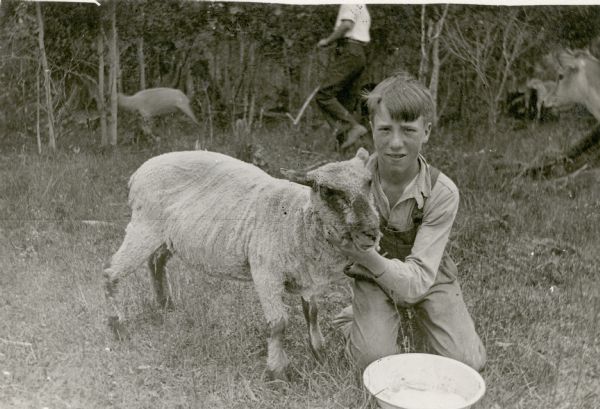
[1,116,599,409]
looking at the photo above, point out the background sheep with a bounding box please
[117,88,201,143]
[103,148,380,380]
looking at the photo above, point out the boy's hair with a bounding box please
[364,71,435,125]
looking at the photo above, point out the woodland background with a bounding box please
[1,1,600,150]
[0,2,599,409]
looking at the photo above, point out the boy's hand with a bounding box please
[331,235,379,266]
[332,235,389,279]
[344,263,375,281]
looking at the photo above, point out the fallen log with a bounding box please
[521,125,600,178]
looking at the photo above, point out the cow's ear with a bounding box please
[355,147,370,164]
[281,168,313,187]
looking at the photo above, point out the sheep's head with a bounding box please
[281,148,381,251]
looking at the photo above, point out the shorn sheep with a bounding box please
[103,148,381,380]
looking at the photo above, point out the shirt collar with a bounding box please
[367,153,431,210]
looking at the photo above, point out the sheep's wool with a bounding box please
[127,151,361,297]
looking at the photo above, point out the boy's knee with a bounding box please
[347,337,398,370]
[444,341,487,372]
[467,343,487,372]
[344,279,402,369]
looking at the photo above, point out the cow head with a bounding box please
[544,49,598,114]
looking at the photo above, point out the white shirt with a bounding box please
[335,4,370,43]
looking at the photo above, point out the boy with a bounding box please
[332,72,487,372]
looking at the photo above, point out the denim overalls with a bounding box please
[378,166,458,306]
[336,166,487,371]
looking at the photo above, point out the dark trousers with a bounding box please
[315,41,366,133]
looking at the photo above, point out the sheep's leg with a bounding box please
[301,295,325,364]
[266,316,289,381]
[103,221,162,340]
[140,116,158,143]
[148,243,173,310]
[252,273,290,381]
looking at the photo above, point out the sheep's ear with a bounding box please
[280,168,313,187]
[355,147,370,164]
[556,51,578,71]
[588,49,600,62]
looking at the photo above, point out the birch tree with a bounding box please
[418,4,449,125]
[107,0,118,146]
[35,2,56,151]
[444,7,540,127]
[137,37,146,90]
[98,29,108,146]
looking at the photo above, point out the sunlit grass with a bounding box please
[1,115,598,408]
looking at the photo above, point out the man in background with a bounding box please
[316,4,370,150]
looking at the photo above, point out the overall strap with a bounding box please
[378,166,443,262]
[411,166,440,226]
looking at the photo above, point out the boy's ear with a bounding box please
[423,121,432,143]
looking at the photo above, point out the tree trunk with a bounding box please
[137,37,146,90]
[417,4,449,124]
[108,0,118,146]
[492,12,523,127]
[428,4,449,124]
[282,44,292,113]
[116,26,122,93]
[168,47,191,90]
[36,62,42,155]
[418,5,428,83]
[202,83,213,144]
[185,66,195,99]
[429,36,440,124]
[98,30,108,146]
[36,3,56,151]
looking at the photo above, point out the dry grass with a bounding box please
[1,116,599,408]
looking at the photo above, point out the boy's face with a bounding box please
[371,103,431,175]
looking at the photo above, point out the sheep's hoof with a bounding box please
[159,297,175,311]
[266,367,290,383]
[108,316,130,341]
[309,340,326,365]
[103,272,119,298]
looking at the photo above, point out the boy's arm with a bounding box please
[339,184,459,304]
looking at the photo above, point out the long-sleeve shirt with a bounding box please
[366,153,460,304]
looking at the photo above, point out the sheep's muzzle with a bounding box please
[347,195,381,250]
[350,227,381,251]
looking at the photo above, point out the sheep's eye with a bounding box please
[319,186,337,199]
[558,73,564,80]
[318,186,348,209]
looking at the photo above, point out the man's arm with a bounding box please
[336,184,459,304]
[318,20,354,48]
[318,5,359,47]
